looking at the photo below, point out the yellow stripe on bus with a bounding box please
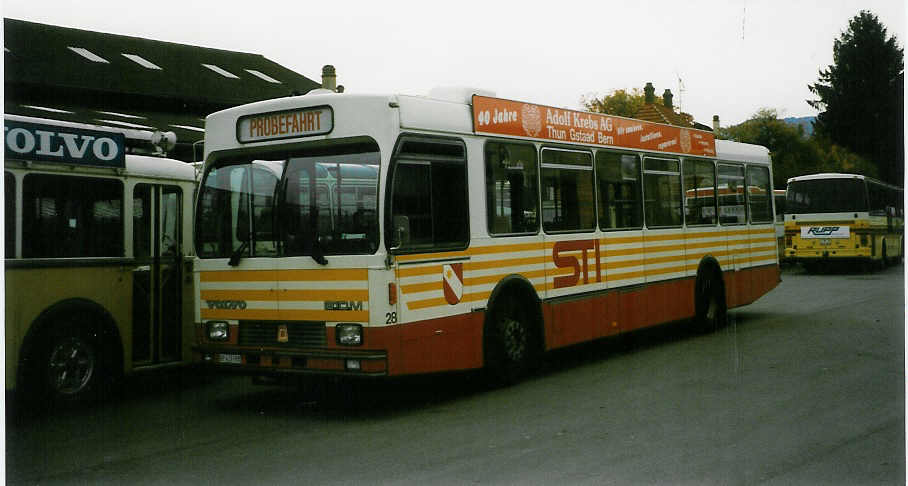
[201,268,367,283]
[200,289,369,302]
[200,308,368,322]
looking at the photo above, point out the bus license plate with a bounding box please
[218,353,241,364]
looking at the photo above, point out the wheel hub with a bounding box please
[47,337,95,395]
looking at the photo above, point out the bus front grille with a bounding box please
[238,321,326,347]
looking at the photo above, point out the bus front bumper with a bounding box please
[193,346,388,377]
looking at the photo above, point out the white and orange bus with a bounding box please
[193,89,780,385]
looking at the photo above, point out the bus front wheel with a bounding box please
[33,321,105,406]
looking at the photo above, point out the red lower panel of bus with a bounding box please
[378,264,779,375]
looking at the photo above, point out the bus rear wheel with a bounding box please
[694,268,727,333]
[485,295,539,385]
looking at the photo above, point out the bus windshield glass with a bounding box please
[786,178,867,214]
[196,146,380,259]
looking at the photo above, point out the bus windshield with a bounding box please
[196,147,380,259]
[786,178,867,214]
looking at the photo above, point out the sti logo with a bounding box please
[807,226,841,236]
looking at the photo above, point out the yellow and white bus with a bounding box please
[5,117,198,404]
[774,189,786,260]
[193,89,780,385]
[783,173,903,271]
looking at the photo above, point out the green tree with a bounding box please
[719,108,877,188]
[808,10,903,185]
[581,88,645,117]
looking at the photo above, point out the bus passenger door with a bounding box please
[132,184,184,365]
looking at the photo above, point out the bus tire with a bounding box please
[694,264,727,333]
[26,313,115,408]
[484,292,541,386]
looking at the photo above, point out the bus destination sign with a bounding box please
[237,106,333,143]
[472,95,716,157]
[4,120,126,168]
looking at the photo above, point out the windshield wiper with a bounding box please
[228,239,250,267]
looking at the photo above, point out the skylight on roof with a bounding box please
[68,46,109,63]
[245,69,281,84]
[95,119,155,130]
[122,53,162,70]
[22,105,74,114]
[170,124,205,132]
[201,64,239,79]
[96,110,146,119]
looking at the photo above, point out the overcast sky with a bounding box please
[4,0,905,126]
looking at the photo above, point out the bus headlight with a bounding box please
[207,321,229,341]
[336,323,363,346]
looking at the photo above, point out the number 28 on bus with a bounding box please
[194,88,780,385]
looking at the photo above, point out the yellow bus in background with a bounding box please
[784,173,903,271]
[774,189,786,260]
[5,117,197,405]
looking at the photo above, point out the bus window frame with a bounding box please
[642,155,683,229]
[745,164,773,224]
[681,157,719,228]
[539,145,596,235]
[595,149,644,232]
[385,133,470,255]
[717,162,748,226]
[483,138,541,238]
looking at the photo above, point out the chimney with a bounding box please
[712,115,720,132]
[644,82,655,104]
[662,89,673,109]
[321,65,337,91]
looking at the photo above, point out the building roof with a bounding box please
[634,101,693,128]
[4,18,322,161]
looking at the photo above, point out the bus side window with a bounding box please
[485,141,538,235]
[746,166,773,223]
[718,164,747,225]
[389,138,468,252]
[541,148,595,233]
[596,151,642,230]
[22,174,124,258]
[5,171,15,258]
[682,158,717,226]
[643,157,682,227]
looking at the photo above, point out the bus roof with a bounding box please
[206,89,772,164]
[124,154,196,181]
[787,172,902,190]
[715,139,771,165]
